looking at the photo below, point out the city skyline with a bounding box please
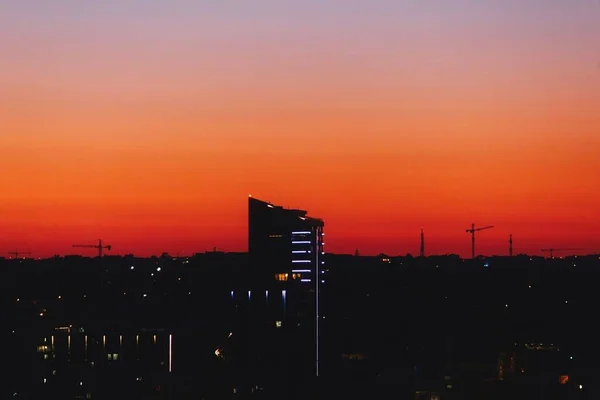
[2,1,599,257]
[2,195,598,259]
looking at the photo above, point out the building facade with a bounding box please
[248,196,325,290]
[245,196,326,385]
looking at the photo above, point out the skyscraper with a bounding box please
[248,196,325,289]
[247,196,325,379]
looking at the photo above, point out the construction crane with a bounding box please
[8,250,31,259]
[509,234,513,257]
[541,248,582,259]
[73,239,111,258]
[465,223,494,259]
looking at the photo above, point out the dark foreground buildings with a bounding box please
[3,198,600,398]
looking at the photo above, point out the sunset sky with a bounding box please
[1,1,599,258]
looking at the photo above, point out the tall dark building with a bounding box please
[248,196,325,289]
[243,196,325,388]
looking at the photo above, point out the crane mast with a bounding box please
[8,250,31,259]
[465,223,494,259]
[541,248,582,259]
[73,239,112,258]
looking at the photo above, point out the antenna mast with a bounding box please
[420,227,425,257]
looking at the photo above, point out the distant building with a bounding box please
[498,342,570,386]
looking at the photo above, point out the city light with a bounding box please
[169,334,172,373]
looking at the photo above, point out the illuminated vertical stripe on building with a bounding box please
[315,227,320,377]
[282,290,287,315]
[169,334,172,372]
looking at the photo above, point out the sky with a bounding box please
[1,1,599,258]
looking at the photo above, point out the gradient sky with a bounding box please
[1,1,599,258]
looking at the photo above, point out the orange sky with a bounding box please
[1,1,599,257]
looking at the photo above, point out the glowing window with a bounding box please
[275,273,288,281]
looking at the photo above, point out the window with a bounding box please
[269,234,283,238]
[275,273,288,281]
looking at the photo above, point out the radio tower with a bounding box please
[420,227,425,257]
[509,234,513,257]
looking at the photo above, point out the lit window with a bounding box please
[275,273,288,281]
[275,321,282,328]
